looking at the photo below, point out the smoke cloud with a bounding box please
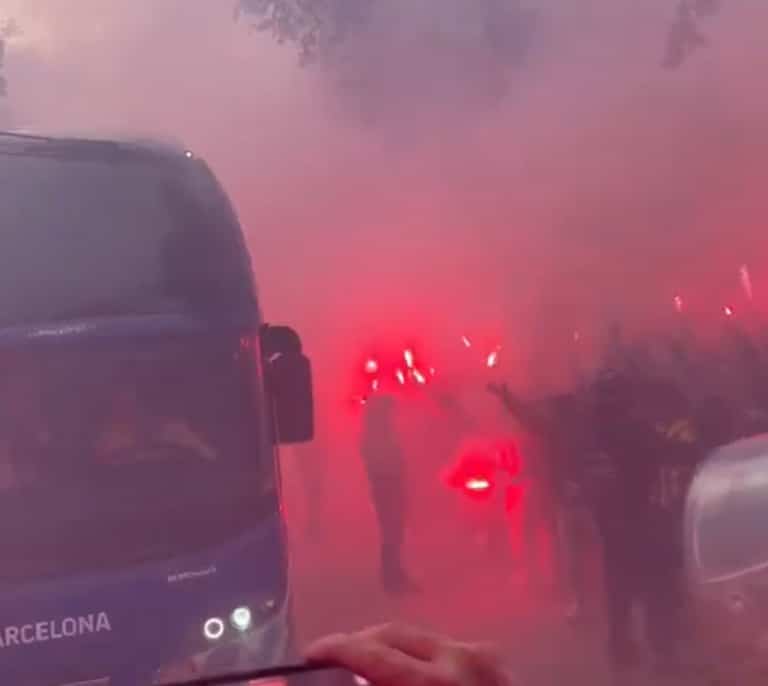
[3,0,768,400]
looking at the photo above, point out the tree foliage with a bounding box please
[237,0,537,67]
[236,0,539,116]
[239,0,726,76]
[237,0,375,64]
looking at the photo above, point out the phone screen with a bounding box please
[169,665,365,686]
[249,668,362,686]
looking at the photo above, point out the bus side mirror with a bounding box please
[261,325,315,444]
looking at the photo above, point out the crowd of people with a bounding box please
[492,320,768,675]
[354,318,768,677]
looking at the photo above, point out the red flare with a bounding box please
[465,476,492,492]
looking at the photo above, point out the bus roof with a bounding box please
[0,129,197,165]
[0,130,258,326]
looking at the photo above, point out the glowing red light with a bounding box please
[428,367,436,376]
[403,349,415,369]
[724,305,734,317]
[412,369,427,385]
[465,476,492,492]
[371,378,380,392]
[673,295,684,312]
[486,349,500,368]
[461,335,472,348]
[395,369,406,385]
[364,358,379,374]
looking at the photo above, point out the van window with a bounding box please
[0,152,253,327]
[695,463,768,579]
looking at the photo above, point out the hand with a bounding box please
[306,622,515,686]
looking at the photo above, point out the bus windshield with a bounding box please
[0,149,253,327]
[0,337,273,587]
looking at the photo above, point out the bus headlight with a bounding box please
[203,617,226,641]
[230,606,253,632]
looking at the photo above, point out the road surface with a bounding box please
[280,447,628,686]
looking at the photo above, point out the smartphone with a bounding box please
[167,664,365,686]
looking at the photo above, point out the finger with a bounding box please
[362,622,444,661]
[305,632,350,659]
[306,632,439,686]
